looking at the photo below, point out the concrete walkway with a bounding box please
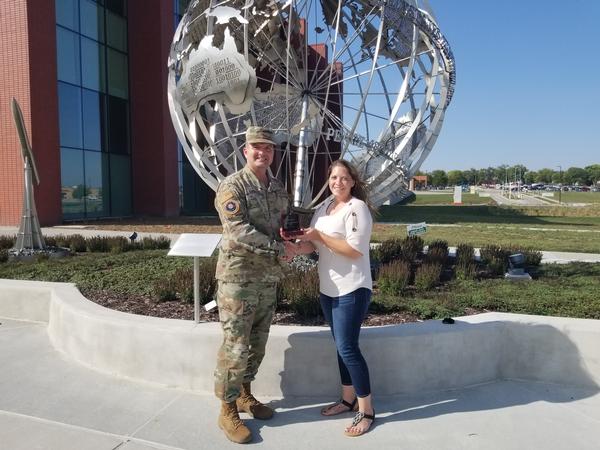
[1,317,599,450]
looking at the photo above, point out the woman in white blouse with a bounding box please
[294,160,375,437]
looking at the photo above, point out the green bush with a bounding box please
[426,246,448,265]
[455,261,477,280]
[152,277,178,301]
[172,258,217,304]
[456,243,474,266]
[403,235,424,258]
[279,267,320,318]
[481,244,542,275]
[108,236,130,253]
[487,256,508,275]
[87,236,111,252]
[373,238,404,265]
[0,249,8,263]
[408,298,453,320]
[414,263,442,291]
[378,261,411,295]
[428,239,449,252]
[44,236,57,247]
[68,234,87,253]
[0,235,15,250]
[373,236,424,265]
[142,236,171,250]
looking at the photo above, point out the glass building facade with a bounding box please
[56,0,131,219]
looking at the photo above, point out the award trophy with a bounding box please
[281,212,304,239]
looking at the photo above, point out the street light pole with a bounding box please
[557,165,562,204]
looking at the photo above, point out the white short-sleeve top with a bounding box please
[310,197,373,297]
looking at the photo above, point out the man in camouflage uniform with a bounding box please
[214,126,295,444]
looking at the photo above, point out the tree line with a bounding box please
[418,164,600,188]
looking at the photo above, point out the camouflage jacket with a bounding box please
[214,166,290,282]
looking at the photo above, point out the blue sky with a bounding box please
[421,0,600,171]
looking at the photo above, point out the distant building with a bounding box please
[410,175,428,191]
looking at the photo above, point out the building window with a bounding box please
[56,0,131,220]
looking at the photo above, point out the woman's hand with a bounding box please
[296,227,321,243]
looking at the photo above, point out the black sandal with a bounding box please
[344,409,375,437]
[320,398,358,416]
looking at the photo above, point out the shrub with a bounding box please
[0,235,16,250]
[279,266,321,318]
[378,261,411,295]
[0,249,8,263]
[414,263,442,291]
[408,298,453,320]
[67,234,87,253]
[455,261,477,280]
[480,245,542,275]
[428,239,449,252]
[373,238,404,265]
[152,277,178,301]
[172,258,217,304]
[403,235,424,258]
[487,256,507,275]
[44,236,57,247]
[87,236,111,252]
[427,246,448,265]
[398,235,424,262]
[456,243,474,266]
[142,236,171,250]
[373,236,424,265]
[108,236,130,253]
[504,246,543,267]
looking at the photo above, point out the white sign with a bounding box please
[453,185,462,204]
[407,222,427,237]
[167,233,221,257]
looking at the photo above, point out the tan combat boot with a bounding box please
[218,401,252,444]
[236,382,274,420]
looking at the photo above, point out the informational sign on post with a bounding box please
[168,233,222,323]
[453,185,462,204]
[407,222,427,237]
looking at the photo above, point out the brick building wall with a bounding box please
[0,0,60,226]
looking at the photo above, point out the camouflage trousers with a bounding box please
[214,281,277,402]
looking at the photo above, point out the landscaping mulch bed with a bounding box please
[85,290,426,326]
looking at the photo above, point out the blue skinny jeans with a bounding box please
[319,287,372,397]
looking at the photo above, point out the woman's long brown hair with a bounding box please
[328,159,376,216]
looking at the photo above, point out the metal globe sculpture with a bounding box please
[168,0,455,207]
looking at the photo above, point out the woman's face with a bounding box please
[328,165,355,201]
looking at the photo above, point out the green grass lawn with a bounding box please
[408,192,494,206]
[554,191,600,204]
[373,204,600,253]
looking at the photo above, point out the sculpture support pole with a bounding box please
[16,158,45,250]
[293,95,310,207]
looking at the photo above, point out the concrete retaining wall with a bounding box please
[1,279,599,396]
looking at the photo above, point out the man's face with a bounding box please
[244,142,275,172]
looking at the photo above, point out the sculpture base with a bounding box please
[9,247,71,262]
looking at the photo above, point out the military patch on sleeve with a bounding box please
[224,199,240,215]
[218,191,241,217]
